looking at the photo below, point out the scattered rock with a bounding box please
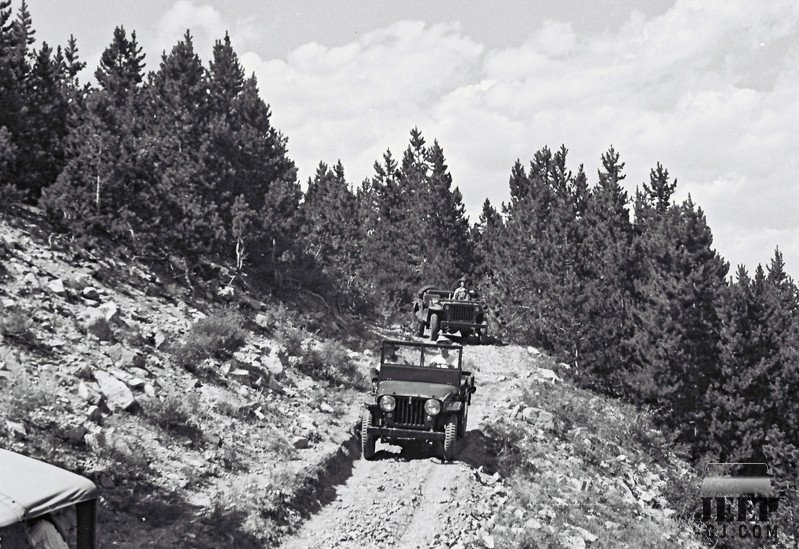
[6,420,26,438]
[84,308,114,341]
[81,287,100,300]
[47,278,66,296]
[526,346,540,356]
[521,406,555,430]
[84,431,106,451]
[153,330,166,349]
[292,436,309,449]
[93,370,136,412]
[264,347,284,377]
[59,422,88,444]
[22,272,38,286]
[106,343,145,369]
[536,367,561,383]
[97,301,120,323]
[254,313,271,330]
[268,377,284,394]
[128,377,146,390]
[320,402,335,414]
[86,405,103,422]
[218,285,235,301]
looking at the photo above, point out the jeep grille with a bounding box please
[393,397,426,427]
[449,304,476,322]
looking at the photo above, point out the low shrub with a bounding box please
[296,339,365,388]
[172,309,247,369]
[0,355,58,426]
[0,309,35,343]
[142,392,204,439]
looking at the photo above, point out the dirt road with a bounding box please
[281,344,535,549]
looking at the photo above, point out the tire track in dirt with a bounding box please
[280,344,533,549]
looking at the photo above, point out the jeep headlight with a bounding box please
[424,399,441,415]
[379,395,396,412]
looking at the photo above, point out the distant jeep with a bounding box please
[413,285,488,342]
[361,340,476,461]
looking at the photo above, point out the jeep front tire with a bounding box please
[361,409,376,460]
[443,415,457,461]
[429,313,441,341]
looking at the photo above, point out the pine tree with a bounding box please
[15,42,69,195]
[207,32,243,114]
[571,147,635,392]
[710,250,798,460]
[300,161,363,305]
[0,0,21,185]
[42,27,149,242]
[424,140,473,282]
[95,26,144,103]
[63,34,86,84]
[627,164,728,443]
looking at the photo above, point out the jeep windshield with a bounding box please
[381,340,462,370]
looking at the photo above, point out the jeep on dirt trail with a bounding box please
[413,285,488,342]
[361,340,476,461]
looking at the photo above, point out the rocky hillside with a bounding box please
[0,208,371,547]
[1,207,704,548]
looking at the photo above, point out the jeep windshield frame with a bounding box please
[380,339,463,371]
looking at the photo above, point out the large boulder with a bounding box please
[93,370,136,412]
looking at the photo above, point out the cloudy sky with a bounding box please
[31,0,799,275]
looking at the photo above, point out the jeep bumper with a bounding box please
[441,321,486,333]
[367,426,445,441]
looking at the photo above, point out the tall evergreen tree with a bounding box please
[15,42,69,195]
[95,26,144,103]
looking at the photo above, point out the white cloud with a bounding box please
[155,1,256,61]
[235,0,799,273]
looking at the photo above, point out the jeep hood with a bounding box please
[378,380,458,400]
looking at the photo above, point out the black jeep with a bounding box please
[361,340,476,461]
[412,285,488,342]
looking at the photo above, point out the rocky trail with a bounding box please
[282,344,541,549]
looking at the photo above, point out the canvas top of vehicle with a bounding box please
[0,450,97,528]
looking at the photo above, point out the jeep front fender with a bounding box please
[444,401,463,413]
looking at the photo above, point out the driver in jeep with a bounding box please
[452,276,471,301]
[429,338,458,368]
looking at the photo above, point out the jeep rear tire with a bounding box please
[429,313,441,341]
[361,409,376,460]
[443,415,457,461]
